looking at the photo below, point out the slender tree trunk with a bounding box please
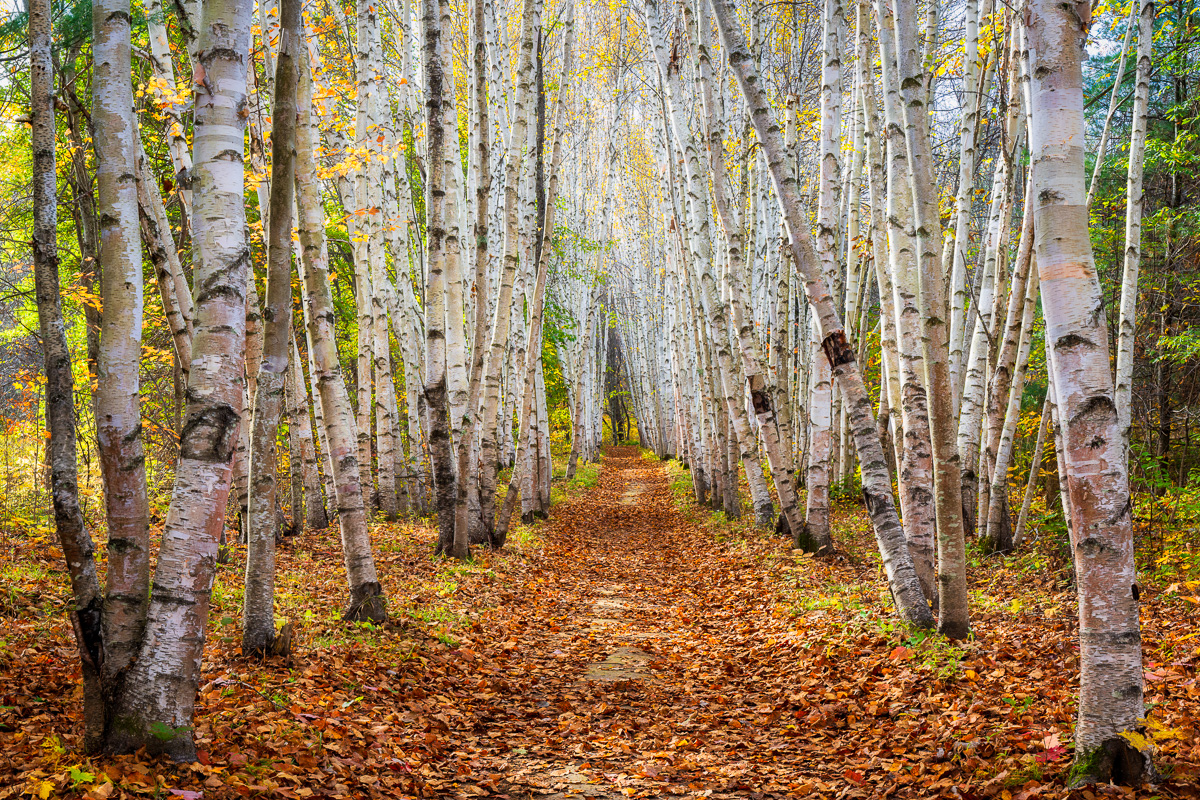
[1026,0,1148,782]
[875,0,938,599]
[1085,4,1137,211]
[285,346,306,532]
[947,0,983,400]
[983,269,1040,553]
[135,143,193,379]
[291,337,329,528]
[352,0,376,498]
[60,76,103,387]
[31,0,105,749]
[476,0,541,540]
[1013,396,1051,548]
[143,0,194,219]
[295,50,386,623]
[1115,0,1154,470]
[243,0,299,656]
[495,0,576,543]
[804,0,843,549]
[453,0,494,554]
[422,0,460,554]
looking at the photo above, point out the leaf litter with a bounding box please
[1,446,1198,799]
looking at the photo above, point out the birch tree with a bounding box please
[1115,0,1155,469]
[1026,0,1149,781]
[243,0,300,656]
[94,0,151,681]
[295,49,388,622]
[31,0,104,748]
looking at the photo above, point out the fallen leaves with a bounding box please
[2,447,1200,798]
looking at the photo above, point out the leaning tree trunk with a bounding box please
[477,0,541,540]
[31,0,105,750]
[243,0,299,657]
[295,49,387,623]
[1026,0,1149,783]
[1012,397,1051,548]
[105,0,252,758]
[143,0,194,220]
[709,0,933,629]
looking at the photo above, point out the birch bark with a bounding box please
[1026,0,1148,781]
[692,3,799,532]
[477,0,541,538]
[875,0,938,600]
[143,0,194,219]
[1115,0,1154,469]
[295,51,387,623]
[106,0,252,757]
[243,0,299,656]
[32,0,104,747]
[93,0,151,683]
[422,0,461,554]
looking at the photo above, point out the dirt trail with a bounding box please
[427,447,1196,800]
[463,446,821,799]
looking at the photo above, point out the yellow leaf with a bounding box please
[38,781,54,799]
[1120,730,1150,751]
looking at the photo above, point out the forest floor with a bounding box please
[2,446,1200,799]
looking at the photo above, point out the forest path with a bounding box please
[468,446,828,799]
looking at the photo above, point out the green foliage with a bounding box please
[664,459,693,502]
[830,473,863,507]
[567,462,599,490]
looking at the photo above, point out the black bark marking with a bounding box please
[179,404,241,462]
[1056,332,1093,349]
[1107,496,1132,525]
[821,329,856,367]
[1069,394,1117,427]
[748,373,772,415]
[74,597,104,670]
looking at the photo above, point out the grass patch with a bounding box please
[567,462,600,490]
[664,459,693,503]
[507,522,545,553]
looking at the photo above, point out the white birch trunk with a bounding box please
[295,50,387,623]
[1115,0,1154,470]
[1027,0,1148,780]
[93,0,151,685]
